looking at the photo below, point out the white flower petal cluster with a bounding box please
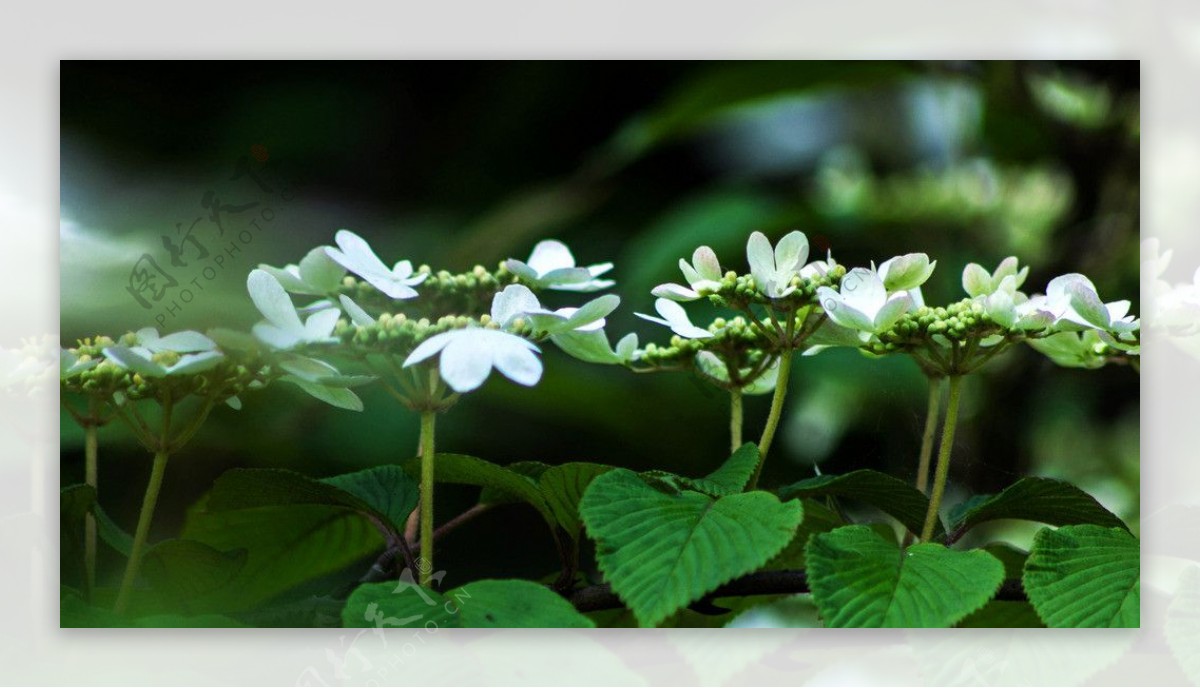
[61,349,98,378]
[258,247,347,296]
[962,257,1030,298]
[652,246,724,302]
[747,230,809,298]
[877,253,936,292]
[324,229,428,300]
[404,328,542,393]
[247,269,341,350]
[490,284,618,335]
[505,240,614,292]
[102,328,224,378]
[635,298,713,339]
[817,267,913,335]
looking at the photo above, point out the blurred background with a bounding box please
[60,60,1140,588]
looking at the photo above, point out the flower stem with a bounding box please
[920,375,964,542]
[113,449,169,615]
[914,377,942,496]
[749,348,794,490]
[729,389,743,453]
[418,410,436,586]
[84,423,98,596]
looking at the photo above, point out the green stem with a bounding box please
[748,348,794,490]
[920,375,964,542]
[84,423,98,596]
[729,389,743,453]
[418,410,436,586]
[113,449,169,614]
[914,377,942,496]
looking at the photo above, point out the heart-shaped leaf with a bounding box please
[580,469,803,627]
[806,525,1004,627]
[948,477,1127,542]
[343,578,594,628]
[1023,525,1139,628]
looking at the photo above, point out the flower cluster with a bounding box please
[249,230,619,407]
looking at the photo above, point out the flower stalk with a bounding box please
[749,347,793,490]
[114,447,169,614]
[84,422,98,594]
[921,374,964,542]
[729,389,743,453]
[914,376,942,495]
[418,409,437,586]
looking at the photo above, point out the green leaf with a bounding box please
[342,579,594,628]
[478,460,551,505]
[180,467,423,610]
[407,453,553,525]
[95,502,133,556]
[452,579,595,628]
[982,542,1029,581]
[579,469,803,627]
[141,539,247,610]
[764,498,845,571]
[777,470,936,537]
[536,463,616,541]
[321,465,420,536]
[806,525,1004,628]
[948,477,1127,542]
[281,376,364,411]
[686,443,759,496]
[1023,525,1139,628]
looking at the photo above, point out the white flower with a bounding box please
[102,346,224,378]
[132,327,217,353]
[258,247,347,296]
[876,253,936,292]
[490,284,619,335]
[962,257,1030,298]
[746,230,808,298]
[338,295,377,327]
[403,328,542,393]
[99,327,224,378]
[505,240,614,292]
[978,276,1053,331]
[247,269,341,350]
[1044,273,1134,332]
[324,229,427,300]
[635,299,712,339]
[816,268,912,334]
[1027,330,1111,369]
[651,246,723,302]
[60,349,98,378]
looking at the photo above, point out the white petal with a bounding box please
[152,330,217,353]
[339,295,376,327]
[615,332,639,361]
[334,229,391,276]
[526,240,576,275]
[504,259,539,282]
[838,268,887,319]
[252,323,302,350]
[651,283,700,302]
[540,266,594,285]
[257,264,310,293]
[102,346,167,377]
[678,257,701,286]
[439,332,495,392]
[304,308,341,340]
[746,231,776,291]
[363,274,419,300]
[773,231,809,273]
[562,294,619,331]
[962,263,992,298]
[491,284,542,326]
[493,338,543,386]
[692,246,722,282]
[393,259,414,279]
[135,327,161,345]
[817,287,876,332]
[403,331,456,366]
[1106,300,1131,322]
[247,269,305,333]
[166,350,225,375]
[585,262,614,278]
[549,277,616,292]
[298,247,347,293]
[874,293,913,331]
